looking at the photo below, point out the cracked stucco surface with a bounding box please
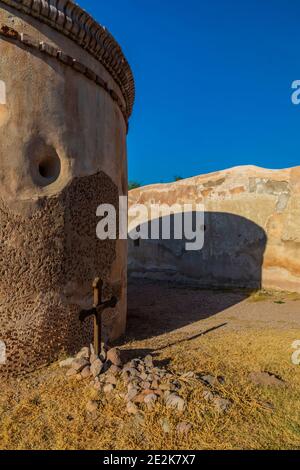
[0,5,129,375]
[128,165,300,293]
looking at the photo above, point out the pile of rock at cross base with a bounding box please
[60,344,232,418]
[61,344,187,415]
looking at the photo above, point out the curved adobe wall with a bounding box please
[0,1,134,376]
[128,166,300,293]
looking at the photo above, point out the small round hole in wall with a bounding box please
[38,155,60,181]
[27,137,62,188]
[37,153,61,186]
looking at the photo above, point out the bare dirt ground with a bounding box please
[126,280,300,343]
[1,280,300,450]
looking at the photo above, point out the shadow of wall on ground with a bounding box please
[125,212,267,342]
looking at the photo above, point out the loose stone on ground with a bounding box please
[248,371,286,388]
[63,345,235,418]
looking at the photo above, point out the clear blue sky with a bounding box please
[81,0,300,185]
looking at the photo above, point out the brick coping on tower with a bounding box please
[0,0,135,120]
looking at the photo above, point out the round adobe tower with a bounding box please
[0,0,134,376]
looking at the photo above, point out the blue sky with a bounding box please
[81,0,300,185]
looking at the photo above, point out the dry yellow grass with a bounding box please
[1,327,300,450]
[248,289,300,303]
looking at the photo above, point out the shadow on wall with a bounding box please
[124,212,267,342]
[128,212,267,290]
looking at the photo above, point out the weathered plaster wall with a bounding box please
[0,1,134,375]
[128,166,300,293]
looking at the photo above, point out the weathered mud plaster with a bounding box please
[128,166,300,293]
[0,1,134,376]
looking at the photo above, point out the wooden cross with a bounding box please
[79,278,118,356]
